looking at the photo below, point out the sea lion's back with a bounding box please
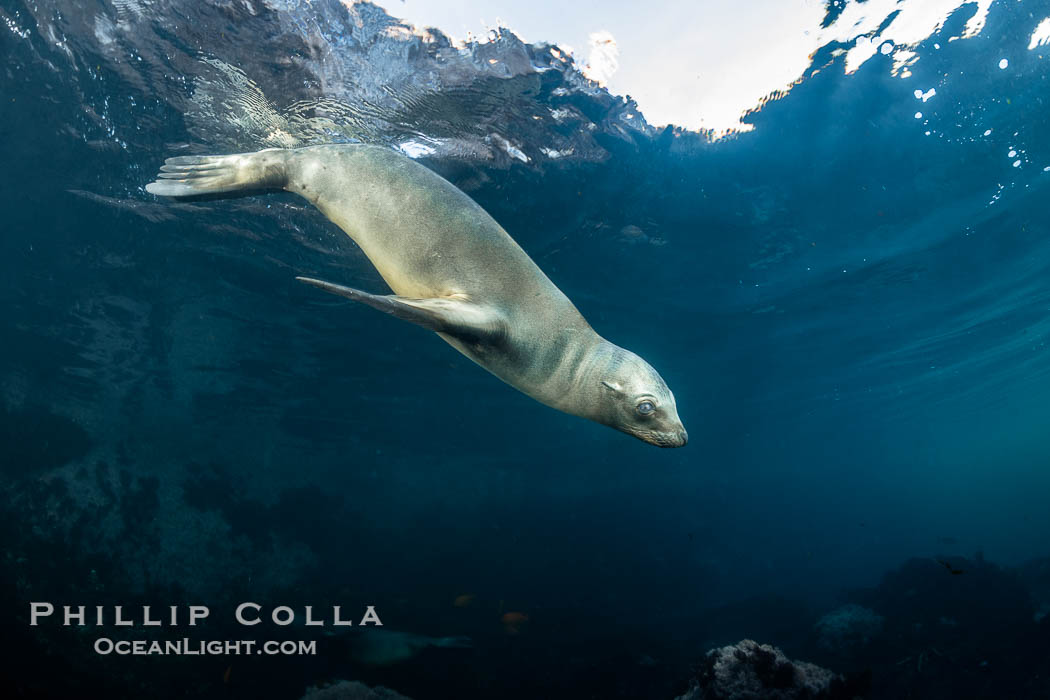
[290,145,556,307]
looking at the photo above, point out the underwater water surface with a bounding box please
[1,0,1049,698]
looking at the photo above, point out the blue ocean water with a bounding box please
[1,0,1049,698]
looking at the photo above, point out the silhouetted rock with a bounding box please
[815,605,884,653]
[844,556,1047,699]
[861,556,1034,635]
[1016,557,1050,624]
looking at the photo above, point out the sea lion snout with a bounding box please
[634,424,688,448]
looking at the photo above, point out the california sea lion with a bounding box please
[146,145,687,447]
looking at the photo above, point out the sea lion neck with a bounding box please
[559,336,623,409]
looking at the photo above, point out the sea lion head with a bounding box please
[590,343,687,448]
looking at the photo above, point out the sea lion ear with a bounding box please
[601,380,624,396]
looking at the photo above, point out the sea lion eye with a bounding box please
[637,401,655,415]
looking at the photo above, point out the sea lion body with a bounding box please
[287,146,590,412]
[146,145,687,447]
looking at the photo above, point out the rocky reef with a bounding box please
[675,639,860,700]
[301,680,413,700]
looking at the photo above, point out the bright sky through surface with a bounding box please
[390,0,1008,134]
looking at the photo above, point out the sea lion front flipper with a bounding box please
[296,277,505,341]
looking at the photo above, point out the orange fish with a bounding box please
[453,594,476,608]
[501,611,529,635]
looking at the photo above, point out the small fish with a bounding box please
[501,611,529,635]
[453,593,476,608]
[349,629,471,667]
[223,665,232,684]
[936,558,965,575]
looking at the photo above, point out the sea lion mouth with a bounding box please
[632,428,689,448]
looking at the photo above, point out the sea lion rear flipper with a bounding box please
[145,149,288,197]
[296,277,505,341]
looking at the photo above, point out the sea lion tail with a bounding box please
[145,148,288,198]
